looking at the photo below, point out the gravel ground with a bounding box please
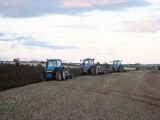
[0,71,160,120]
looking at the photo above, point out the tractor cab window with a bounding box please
[57,60,62,67]
[84,60,93,66]
[113,61,121,66]
[48,60,57,67]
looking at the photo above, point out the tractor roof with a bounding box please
[113,60,122,62]
[47,59,62,62]
[83,58,95,61]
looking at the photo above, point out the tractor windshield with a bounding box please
[113,61,121,67]
[84,60,94,66]
[47,60,57,67]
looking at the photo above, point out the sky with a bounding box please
[0,0,160,64]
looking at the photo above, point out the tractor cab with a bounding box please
[83,58,94,67]
[112,60,124,72]
[81,58,97,75]
[82,58,95,72]
[46,59,62,69]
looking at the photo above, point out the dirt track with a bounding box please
[0,71,160,120]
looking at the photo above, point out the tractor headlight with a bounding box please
[47,70,53,73]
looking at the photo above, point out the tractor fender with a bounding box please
[59,67,65,72]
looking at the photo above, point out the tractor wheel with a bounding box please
[56,71,62,81]
[91,68,96,76]
[95,68,98,75]
[62,70,66,80]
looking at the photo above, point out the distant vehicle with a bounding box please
[81,58,97,75]
[43,59,73,80]
[81,58,105,75]
[112,60,124,72]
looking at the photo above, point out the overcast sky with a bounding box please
[0,0,160,64]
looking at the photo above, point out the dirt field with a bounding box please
[0,71,160,120]
[0,64,83,90]
[0,65,44,90]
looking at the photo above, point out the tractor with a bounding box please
[43,59,73,80]
[112,60,124,72]
[81,58,98,75]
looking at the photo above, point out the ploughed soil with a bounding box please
[0,65,44,90]
[0,64,82,90]
[0,71,160,120]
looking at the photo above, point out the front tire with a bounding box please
[62,70,66,80]
[56,71,62,81]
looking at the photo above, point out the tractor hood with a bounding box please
[46,66,55,71]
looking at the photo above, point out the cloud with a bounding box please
[0,33,77,49]
[0,32,5,37]
[0,0,150,17]
[60,0,128,8]
[50,25,103,29]
[60,0,92,8]
[60,0,150,10]
[0,0,59,17]
[128,18,160,32]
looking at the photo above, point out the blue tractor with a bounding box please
[112,60,124,72]
[43,59,73,80]
[81,58,98,75]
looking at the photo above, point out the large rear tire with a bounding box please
[95,68,98,75]
[62,70,66,80]
[56,71,62,81]
[91,68,96,76]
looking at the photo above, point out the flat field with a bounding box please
[0,71,160,120]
